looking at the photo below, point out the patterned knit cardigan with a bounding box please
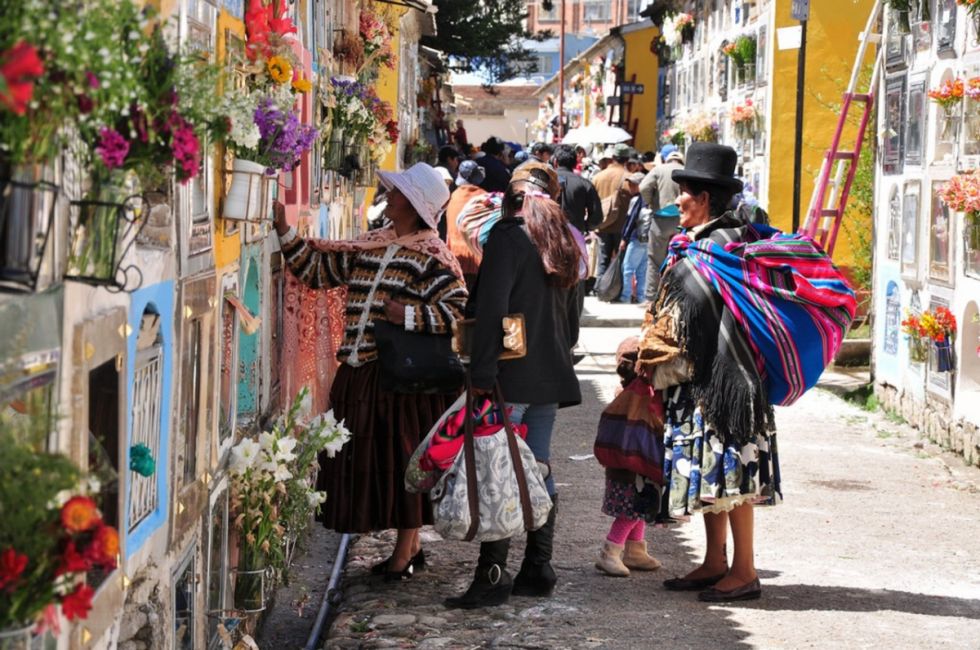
[280,232,468,367]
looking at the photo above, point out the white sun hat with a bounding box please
[377,163,451,229]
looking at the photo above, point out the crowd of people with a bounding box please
[272,133,855,610]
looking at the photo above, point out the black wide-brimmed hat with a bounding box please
[672,143,743,193]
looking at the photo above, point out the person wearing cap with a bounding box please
[272,163,468,582]
[476,136,512,193]
[617,172,650,303]
[518,142,554,169]
[446,162,582,610]
[591,142,634,284]
[640,144,685,301]
[445,160,488,289]
[636,143,775,604]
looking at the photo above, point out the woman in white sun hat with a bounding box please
[273,162,468,581]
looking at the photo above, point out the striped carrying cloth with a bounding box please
[664,222,857,411]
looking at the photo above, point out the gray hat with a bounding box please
[613,143,633,159]
[626,172,646,185]
[457,159,485,186]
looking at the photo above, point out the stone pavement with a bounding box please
[319,327,980,649]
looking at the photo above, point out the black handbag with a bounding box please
[373,269,465,394]
[595,252,624,303]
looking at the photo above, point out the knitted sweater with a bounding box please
[280,229,468,366]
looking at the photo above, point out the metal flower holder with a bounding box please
[0,173,60,293]
[206,610,247,647]
[66,193,147,292]
[231,566,268,613]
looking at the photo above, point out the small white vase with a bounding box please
[225,159,268,221]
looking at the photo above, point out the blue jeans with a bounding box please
[506,402,558,496]
[620,239,647,303]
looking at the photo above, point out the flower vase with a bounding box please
[966,103,980,154]
[232,560,268,613]
[324,128,347,171]
[908,337,928,364]
[0,625,44,650]
[67,174,141,289]
[895,10,911,35]
[939,108,959,144]
[933,339,954,373]
[224,159,269,222]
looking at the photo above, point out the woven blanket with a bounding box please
[662,221,856,435]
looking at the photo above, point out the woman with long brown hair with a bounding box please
[445,162,583,609]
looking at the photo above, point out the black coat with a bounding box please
[467,219,582,407]
[556,167,603,233]
[477,155,511,193]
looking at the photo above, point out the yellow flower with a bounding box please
[267,56,292,84]
[292,76,312,93]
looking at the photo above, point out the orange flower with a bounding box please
[60,496,100,534]
[86,525,119,570]
[291,76,312,93]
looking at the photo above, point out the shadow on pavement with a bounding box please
[734,584,980,618]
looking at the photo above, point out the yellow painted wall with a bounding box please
[364,3,407,209]
[769,0,875,270]
[213,10,245,270]
[623,26,660,153]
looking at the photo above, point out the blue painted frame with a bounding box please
[124,281,175,558]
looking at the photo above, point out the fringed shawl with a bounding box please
[642,213,857,444]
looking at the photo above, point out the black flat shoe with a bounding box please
[698,577,762,602]
[384,563,414,583]
[663,572,728,591]
[371,549,426,575]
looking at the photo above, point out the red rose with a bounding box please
[0,548,29,591]
[60,583,94,621]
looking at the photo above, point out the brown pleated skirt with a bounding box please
[316,360,453,533]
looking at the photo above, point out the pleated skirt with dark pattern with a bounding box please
[315,360,453,533]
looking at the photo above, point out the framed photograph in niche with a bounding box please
[885,10,908,71]
[883,75,906,175]
[929,180,953,284]
[756,25,767,84]
[887,185,901,261]
[901,181,920,279]
[905,76,926,167]
[936,0,957,55]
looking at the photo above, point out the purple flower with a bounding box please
[85,71,100,89]
[96,127,129,169]
[253,98,318,171]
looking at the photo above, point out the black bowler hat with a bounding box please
[672,143,743,193]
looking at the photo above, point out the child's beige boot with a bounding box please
[595,541,630,577]
[623,540,662,571]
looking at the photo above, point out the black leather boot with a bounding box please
[444,539,512,609]
[512,494,558,597]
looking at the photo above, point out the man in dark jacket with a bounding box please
[553,144,603,321]
[553,145,603,233]
[476,136,512,193]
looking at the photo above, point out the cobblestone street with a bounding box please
[316,326,980,649]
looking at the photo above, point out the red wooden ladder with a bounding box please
[801,0,883,256]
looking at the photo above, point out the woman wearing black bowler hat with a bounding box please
[636,143,780,603]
